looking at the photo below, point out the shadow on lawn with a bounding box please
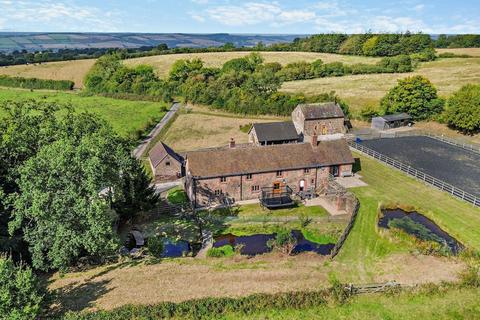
[48,259,147,316]
[50,279,112,315]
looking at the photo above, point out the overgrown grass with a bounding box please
[0,88,168,138]
[301,229,338,244]
[206,245,235,258]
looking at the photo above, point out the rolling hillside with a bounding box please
[0,32,303,53]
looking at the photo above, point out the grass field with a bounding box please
[125,51,380,77]
[162,105,287,152]
[222,286,480,319]
[0,88,167,138]
[437,48,480,57]
[0,59,95,88]
[48,151,479,312]
[282,57,480,114]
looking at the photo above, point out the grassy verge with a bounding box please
[0,88,168,138]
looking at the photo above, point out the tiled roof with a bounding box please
[186,139,354,178]
[251,121,299,142]
[298,102,344,120]
[148,142,183,168]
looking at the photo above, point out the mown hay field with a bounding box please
[124,51,381,77]
[0,59,95,88]
[281,57,480,113]
[437,47,480,57]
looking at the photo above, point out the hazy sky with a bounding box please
[0,0,478,34]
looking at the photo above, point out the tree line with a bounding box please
[84,52,350,116]
[435,34,480,48]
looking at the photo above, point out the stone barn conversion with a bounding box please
[148,142,184,182]
[184,137,354,208]
[248,121,299,146]
[292,102,347,138]
[371,113,412,130]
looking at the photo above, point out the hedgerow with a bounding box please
[63,289,331,320]
[0,75,74,90]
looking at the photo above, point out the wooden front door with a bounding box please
[273,182,284,194]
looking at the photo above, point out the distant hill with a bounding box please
[0,33,305,53]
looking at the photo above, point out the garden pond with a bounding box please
[378,208,463,254]
[213,230,335,256]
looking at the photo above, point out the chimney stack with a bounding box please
[229,137,236,148]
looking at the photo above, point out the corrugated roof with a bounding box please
[251,121,299,142]
[186,139,354,178]
[380,113,412,122]
[148,142,183,168]
[298,102,344,120]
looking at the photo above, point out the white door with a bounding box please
[299,179,305,191]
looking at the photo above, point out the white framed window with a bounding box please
[220,177,227,183]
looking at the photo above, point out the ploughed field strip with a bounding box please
[361,136,480,197]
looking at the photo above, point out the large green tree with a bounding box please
[380,76,444,120]
[1,101,157,271]
[444,84,480,133]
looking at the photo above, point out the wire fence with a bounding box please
[349,141,480,208]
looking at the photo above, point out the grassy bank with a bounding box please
[0,88,168,138]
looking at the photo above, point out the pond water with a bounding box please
[378,209,463,254]
[161,238,191,258]
[213,230,335,256]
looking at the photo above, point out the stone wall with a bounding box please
[303,118,346,137]
[188,166,336,208]
[152,155,182,182]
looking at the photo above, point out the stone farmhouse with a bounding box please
[148,142,184,182]
[149,101,355,208]
[184,137,354,208]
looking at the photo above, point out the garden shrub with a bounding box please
[147,236,164,258]
[267,228,297,255]
[206,245,235,258]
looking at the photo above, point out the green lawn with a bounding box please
[337,153,480,277]
[0,88,168,138]
[222,286,480,320]
[167,186,188,205]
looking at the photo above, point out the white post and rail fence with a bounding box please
[349,141,480,208]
